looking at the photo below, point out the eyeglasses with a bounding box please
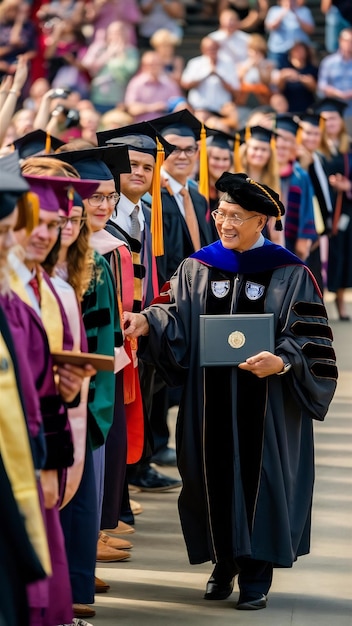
[59,216,87,229]
[211,210,261,226]
[37,219,61,233]
[87,192,120,207]
[171,146,198,157]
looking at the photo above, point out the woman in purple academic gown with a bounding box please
[0,153,49,626]
[5,157,93,626]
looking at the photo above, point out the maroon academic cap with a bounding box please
[22,175,100,214]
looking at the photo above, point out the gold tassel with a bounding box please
[198,123,209,201]
[15,191,40,234]
[234,133,242,172]
[151,137,165,257]
[270,133,276,153]
[296,126,303,145]
[245,125,251,143]
[319,115,325,133]
[45,132,51,153]
[67,186,74,214]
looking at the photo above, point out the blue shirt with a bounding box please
[317,51,352,117]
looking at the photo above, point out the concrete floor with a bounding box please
[91,294,352,626]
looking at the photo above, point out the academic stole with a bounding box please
[0,333,52,575]
[9,268,64,352]
[109,247,144,464]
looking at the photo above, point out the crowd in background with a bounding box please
[0,1,351,625]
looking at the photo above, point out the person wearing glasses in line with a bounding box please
[150,109,215,288]
[123,172,337,612]
[50,141,149,618]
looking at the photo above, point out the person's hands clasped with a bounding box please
[57,363,96,403]
[238,351,286,378]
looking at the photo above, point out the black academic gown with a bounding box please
[138,239,338,567]
[156,186,214,289]
[322,150,352,292]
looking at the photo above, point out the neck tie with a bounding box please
[130,205,141,242]
[180,187,201,251]
[29,274,41,306]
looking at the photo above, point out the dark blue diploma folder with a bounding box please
[199,313,275,366]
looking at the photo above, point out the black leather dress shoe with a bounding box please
[151,446,177,467]
[204,576,234,600]
[128,465,182,492]
[236,593,267,610]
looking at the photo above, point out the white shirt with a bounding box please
[161,168,190,218]
[109,193,145,236]
[8,251,41,317]
[181,54,240,113]
[208,29,249,65]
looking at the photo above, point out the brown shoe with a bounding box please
[98,531,133,550]
[130,499,143,515]
[102,520,135,536]
[96,542,131,562]
[73,603,96,618]
[95,575,110,593]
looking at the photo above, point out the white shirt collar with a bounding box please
[109,193,145,233]
[161,168,187,196]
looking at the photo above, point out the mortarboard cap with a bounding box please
[296,112,325,139]
[274,114,299,136]
[215,172,285,231]
[0,151,30,219]
[311,97,348,117]
[246,125,276,143]
[206,131,234,151]
[11,129,65,160]
[47,144,131,182]
[96,120,176,159]
[22,174,100,215]
[297,112,323,127]
[96,121,176,257]
[149,108,216,141]
[149,109,217,202]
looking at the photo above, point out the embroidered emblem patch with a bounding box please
[245,281,265,300]
[211,280,230,298]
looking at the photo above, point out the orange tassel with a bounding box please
[45,132,51,153]
[151,137,165,257]
[198,123,209,202]
[234,133,242,172]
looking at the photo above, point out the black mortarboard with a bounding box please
[96,120,176,159]
[149,109,217,202]
[274,114,299,136]
[149,108,216,141]
[97,122,174,257]
[47,145,131,181]
[206,131,234,151]
[215,172,285,230]
[297,112,323,127]
[246,125,276,143]
[0,151,29,219]
[11,129,65,159]
[311,97,348,117]
[22,174,100,215]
